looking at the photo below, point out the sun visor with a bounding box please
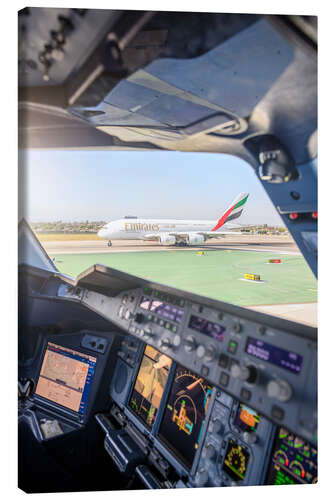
[74,264,150,297]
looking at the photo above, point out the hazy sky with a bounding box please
[19,149,284,225]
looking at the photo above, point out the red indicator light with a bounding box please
[285,459,289,467]
[289,212,299,220]
[301,470,305,478]
[312,211,318,219]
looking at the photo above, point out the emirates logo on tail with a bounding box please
[212,193,249,231]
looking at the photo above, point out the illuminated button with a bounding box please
[184,335,197,352]
[147,314,153,321]
[171,325,178,333]
[218,353,230,369]
[165,322,170,329]
[228,340,238,355]
[220,371,230,387]
[240,388,252,401]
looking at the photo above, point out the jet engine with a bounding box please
[187,234,205,245]
[159,234,176,245]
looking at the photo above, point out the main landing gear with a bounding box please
[107,240,112,247]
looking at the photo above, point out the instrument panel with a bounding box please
[74,277,317,446]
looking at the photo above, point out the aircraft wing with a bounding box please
[141,234,161,241]
[197,231,245,239]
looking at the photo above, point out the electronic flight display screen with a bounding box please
[139,296,184,323]
[35,342,97,417]
[223,439,250,482]
[265,427,318,485]
[245,337,303,374]
[128,346,172,429]
[234,404,260,433]
[188,315,225,342]
[157,365,212,470]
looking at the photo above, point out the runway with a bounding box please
[42,235,301,256]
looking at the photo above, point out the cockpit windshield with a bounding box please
[20,148,317,327]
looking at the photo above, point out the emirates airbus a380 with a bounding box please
[98,192,249,247]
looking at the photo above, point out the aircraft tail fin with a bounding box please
[211,193,249,231]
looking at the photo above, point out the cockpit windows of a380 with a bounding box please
[21,149,317,326]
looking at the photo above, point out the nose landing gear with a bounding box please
[107,240,112,247]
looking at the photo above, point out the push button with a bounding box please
[271,405,285,421]
[219,353,230,369]
[201,365,209,377]
[240,388,252,401]
[220,371,230,387]
[228,340,238,355]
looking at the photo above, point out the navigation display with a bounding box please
[245,337,303,374]
[234,404,260,433]
[265,427,318,485]
[158,365,212,470]
[188,315,225,342]
[35,342,97,416]
[128,346,172,428]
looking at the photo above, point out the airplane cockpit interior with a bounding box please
[18,7,317,494]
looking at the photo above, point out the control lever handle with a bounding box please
[135,464,164,489]
[95,413,115,434]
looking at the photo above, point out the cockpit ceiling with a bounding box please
[19,11,317,165]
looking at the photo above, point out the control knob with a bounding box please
[195,467,209,487]
[267,379,292,402]
[231,364,257,384]
[158,338,171,350]
[144,328,155,339]
[202,444,216,460]
[172,334,182,347]
[184,335,197,352]
[210,417,224,435]
[242,432,258,445]
[196,344,215,361]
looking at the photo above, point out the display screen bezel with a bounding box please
[34,342,97,418]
